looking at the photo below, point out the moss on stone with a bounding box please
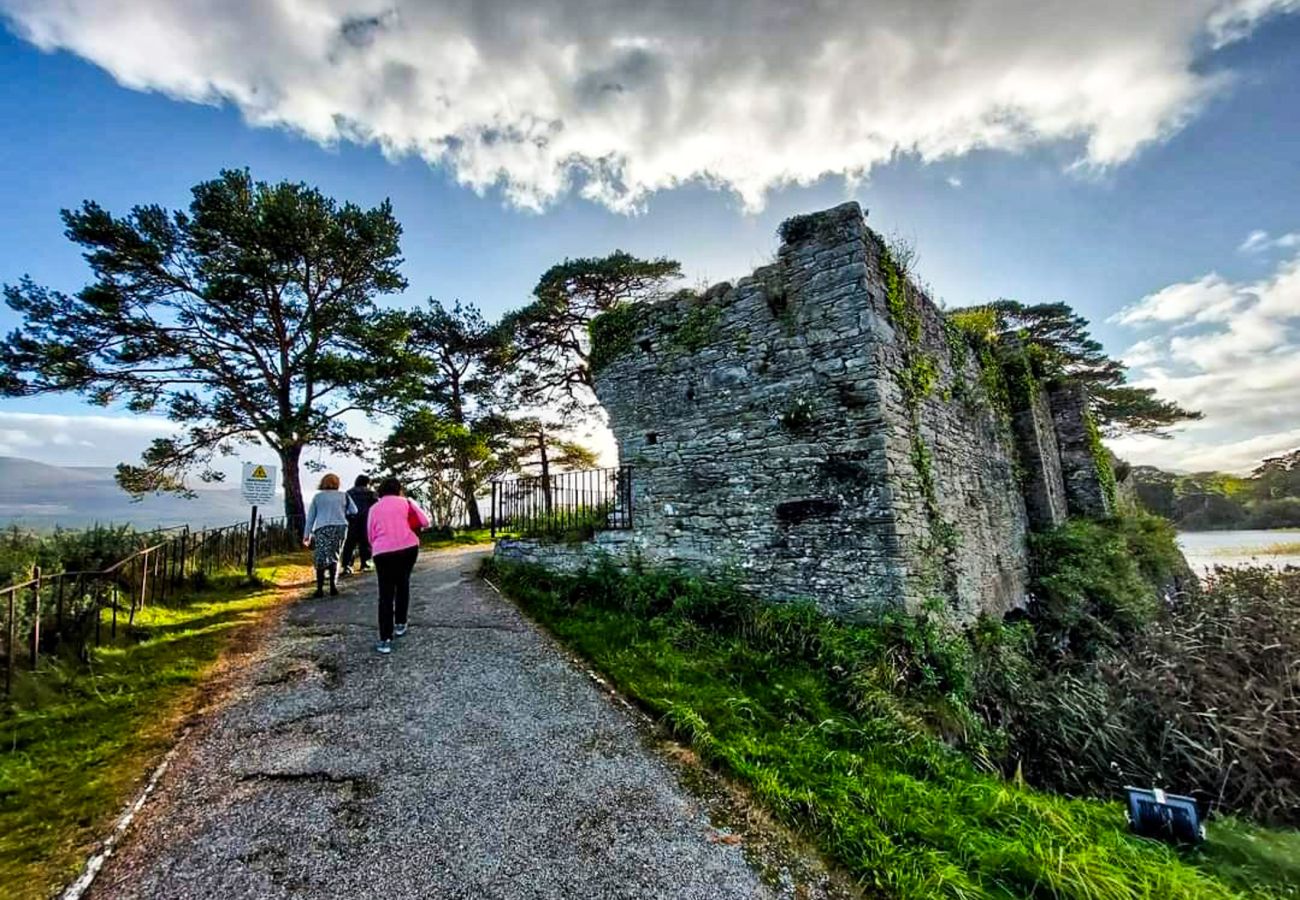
[588,303,647,374]
[1084,409,1118,509]
[673,302,722,353]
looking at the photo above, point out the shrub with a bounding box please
[484,556,1268,899]
[1026,511,1189,659]
[993,559,1300,827]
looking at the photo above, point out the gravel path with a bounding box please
[89,547,774,899]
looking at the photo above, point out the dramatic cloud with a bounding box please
[1,0,1294,211]
[1109,244,1300,471]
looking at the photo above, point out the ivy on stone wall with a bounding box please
[880,243,960,589]
[1085,408,1119,509]
[673,302,722,353]
[588,303,646,374]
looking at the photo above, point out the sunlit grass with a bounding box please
[0,557,309,900]
[421,527,494,549]
[489,559,1300,900]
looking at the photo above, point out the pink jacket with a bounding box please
[367,495,431,556]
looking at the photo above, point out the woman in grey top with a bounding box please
[303,473,357,598]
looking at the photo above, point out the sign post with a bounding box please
[241,463,277,579]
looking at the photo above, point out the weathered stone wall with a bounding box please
[1014,386,1070,529]
[496,201,1110,623]
[494,532,639,574]
[588,203,1037,622]
[1048,381,1115,519]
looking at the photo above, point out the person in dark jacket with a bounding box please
[342,474,378,575]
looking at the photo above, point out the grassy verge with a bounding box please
[485,558,1298,899]
[0,556,310,900]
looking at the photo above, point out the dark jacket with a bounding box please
[346,486,378,527]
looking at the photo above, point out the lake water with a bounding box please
[1177,529,1300,572]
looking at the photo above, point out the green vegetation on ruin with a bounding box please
[587,302,647,374]
[879,241,959,583]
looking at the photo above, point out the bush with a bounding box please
[991,542,1300,827]
[484,556,1270,899]
[1099,566,1300,826]
[1026,511,1190,659]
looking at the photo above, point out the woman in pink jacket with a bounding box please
[366,478,431,654]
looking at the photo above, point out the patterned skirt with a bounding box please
[312,524,347,569]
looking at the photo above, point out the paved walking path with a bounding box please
[90,547,773,899]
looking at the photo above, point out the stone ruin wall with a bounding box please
[498,202,1111,623]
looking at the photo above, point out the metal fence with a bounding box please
[489,466,633,540]
[2,514,303,696]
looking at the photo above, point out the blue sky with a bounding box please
[1,1,1298,478]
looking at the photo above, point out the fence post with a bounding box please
[179,526,189,583]
[245,506,258,580]
[5,588,14,696]
[490,482,497,539]
[139,550,149,613]
[29,567,41,671]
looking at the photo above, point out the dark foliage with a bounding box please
[948,299,1201,437]
[0,169,406,520]
[498,251,680,414]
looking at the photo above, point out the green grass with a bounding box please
[1198,820,1300,899]
[420,527,493,549]
[487,559,1299,900]
[0,558,309,900]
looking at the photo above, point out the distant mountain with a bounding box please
[0,456,261,531]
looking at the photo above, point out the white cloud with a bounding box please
[1110,273,1247,324]
[0,410,378,484]
[1239,229,1300,254]
[946,176,963,189]
[1111,244,1300,471]
[1,0,1294,211]
[0,411,175,464]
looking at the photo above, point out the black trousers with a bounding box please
[374,545,418,641]
[342,521,372,568]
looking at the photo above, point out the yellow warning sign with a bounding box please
[241,462,277,505]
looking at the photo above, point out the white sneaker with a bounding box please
[394,623,408,637]
[375,640,392,654]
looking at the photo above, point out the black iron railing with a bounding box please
[1,514,303,696]
[490,466,633,540]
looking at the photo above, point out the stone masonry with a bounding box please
[497,202,1111,623]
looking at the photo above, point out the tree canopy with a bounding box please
[499,251,680,414]
[366,299,506,527]
[0,169,406,521]
[955,299,1201,437]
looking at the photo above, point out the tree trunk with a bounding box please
[460,459,484,529]
[449,375,482,529]
[538,431,553,517]
[280,444,306,524]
